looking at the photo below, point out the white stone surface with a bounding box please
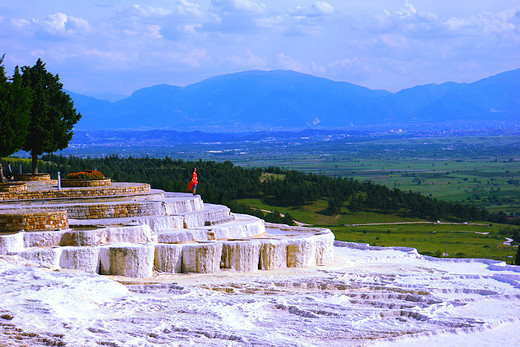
[61,229,109,246]
[0,232,24,255]
[155,229,208,243]
[106,225,152,244]
[154,243,183,273]
[162,194,204,214]
[314,232,335,265]
[24,230,66,248]
[182,204,233,229]
[59,246,100,273]
[258,238,288,270]
[2,244,519,347]
[210,214,266,239]
[182,242,222,273]
[17,247,61,267]
[221,239,262,272]
[287,236,317,268]
[1,187,335,277]
[99,243,155,278]
[138,215,185,232]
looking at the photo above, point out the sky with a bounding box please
[1,0,519,99]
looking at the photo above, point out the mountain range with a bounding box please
[70,69,520,131]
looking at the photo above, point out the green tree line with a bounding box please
[38,154,508,225]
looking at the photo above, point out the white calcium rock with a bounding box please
[154,244,184,273]
[23,230,66,248]
[314,232,335,265]
[107,225,152,244]
[156,229,208,243]
[99,243,155,278]
[0,232,25,255]
[259,238,288,270]
[142,216,184,232]
[59,246,100,273]
[182,242,222,273]
[287,237,318,268]
[210,215,266,239]
[18,247,62,268]
[183,213,207,229]
[221,239,262,272]
[162,198,201,214]
[61,229,109,247]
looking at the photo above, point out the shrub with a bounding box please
[66,170,104,180]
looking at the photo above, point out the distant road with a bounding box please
[347,221,487,226]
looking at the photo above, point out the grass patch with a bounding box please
[332,223,517,262]
[237,197,517,262]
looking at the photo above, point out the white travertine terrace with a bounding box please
[0,182,334,278]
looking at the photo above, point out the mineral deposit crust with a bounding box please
[0,181,334,278]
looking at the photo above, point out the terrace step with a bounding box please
[0,181,335,278]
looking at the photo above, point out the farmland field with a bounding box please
[229,134,520,214]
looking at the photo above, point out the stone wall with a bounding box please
[66,202,146,219]
[0,183,151,201]
[14,173,51,181]
[61,178,112,187]
[0,182,27,193]
[0,209,68,232]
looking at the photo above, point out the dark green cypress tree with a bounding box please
[0,55,32,182]
[21,58,81,174]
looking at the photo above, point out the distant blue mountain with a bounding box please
[70,69,520,131]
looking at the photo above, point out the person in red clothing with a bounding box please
[187,167,198,195]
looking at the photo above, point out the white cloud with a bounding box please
[451,8,520,36]
[202,0,269,33]
[380,33,409,48]
[118,5,172,19]
[276,53,325,76]
[275,2,336,37]
[10,18,30,28]
[211,0,266,14]
[36,12,90,37]
[290,1,334,18]
[166,48,210,68]
[146,25,163,39]
[176,0,205,16]
[377,2,439,34]
[309,2,335,17]
[227,49,265,68]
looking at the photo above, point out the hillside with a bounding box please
[71,69,520,131]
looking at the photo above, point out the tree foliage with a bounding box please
[0,55,32,182]
[21,59,81,174]
[40,154,498,225]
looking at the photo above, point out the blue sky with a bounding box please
[1,0,519,99]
